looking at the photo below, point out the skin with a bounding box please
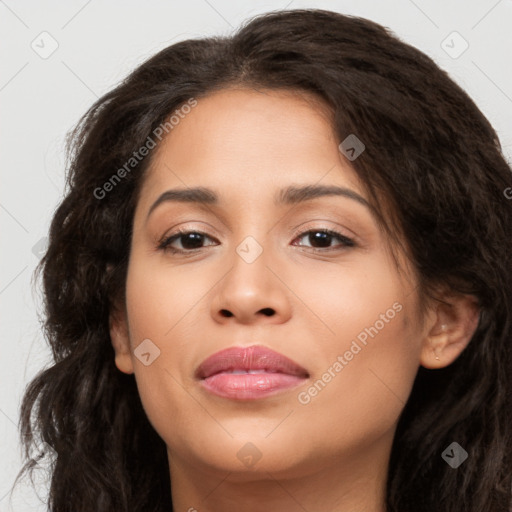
[109,87,480,512]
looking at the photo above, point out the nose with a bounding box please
[210,242,292,325]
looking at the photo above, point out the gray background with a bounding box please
[1,0,511,510]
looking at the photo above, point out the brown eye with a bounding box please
[292,229,355,250]
[158,230,218,254]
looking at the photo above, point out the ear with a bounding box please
[109,301,134,375]
[420,291,480,369]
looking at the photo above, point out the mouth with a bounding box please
[195,345,310,400]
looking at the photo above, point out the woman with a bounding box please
[15,8,512,512]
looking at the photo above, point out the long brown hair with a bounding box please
[13,8,512,511]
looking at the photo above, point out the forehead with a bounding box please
[139,87,364,202]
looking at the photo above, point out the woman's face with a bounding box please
[111,87,435,483]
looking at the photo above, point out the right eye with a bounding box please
[157,229,219,254]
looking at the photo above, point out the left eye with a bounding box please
[291,229,355,250]
[157,228,355,254]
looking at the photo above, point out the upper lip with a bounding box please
[196,345,310,379]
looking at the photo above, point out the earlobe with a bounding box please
[109,304,135,375]
[420,292,480,370]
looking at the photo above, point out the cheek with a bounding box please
[291,249,419,361]
[291,258,421,448]
[124,251,223,361]
[123,254,226,441]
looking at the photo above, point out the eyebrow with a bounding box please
[146,184,374,222]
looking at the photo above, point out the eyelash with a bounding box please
[157,226,356,255]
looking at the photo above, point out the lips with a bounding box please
[196,345,310,400]
[195,345,309,380]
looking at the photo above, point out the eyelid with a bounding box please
[157,221,220,241]
[289,219,359,244]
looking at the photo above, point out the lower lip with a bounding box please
[200,372,307,400]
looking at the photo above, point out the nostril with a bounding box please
[260,308,275,316]
[220,309,233,317]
